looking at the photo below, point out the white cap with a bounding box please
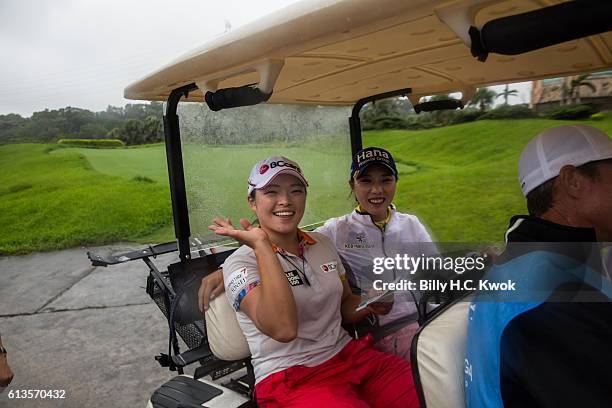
[519,125,612,196]
[247,156,308,196]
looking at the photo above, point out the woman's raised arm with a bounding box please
[210,217,298,342]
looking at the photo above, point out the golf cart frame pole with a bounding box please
[349,88,412,156]
[164,83,198,262]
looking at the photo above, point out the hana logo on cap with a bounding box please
[247,156,309,196]
[350,147,398,179]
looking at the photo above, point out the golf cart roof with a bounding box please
[124,0,612,105]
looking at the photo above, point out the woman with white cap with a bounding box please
[211,156,419,407]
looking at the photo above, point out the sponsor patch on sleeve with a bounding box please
[227,267,259,310]
[227,267,248,295]
[233,282,260,311]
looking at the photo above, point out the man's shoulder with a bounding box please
[499,300,612,406]
[495,250,586,277]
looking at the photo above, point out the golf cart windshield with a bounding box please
[177,102,353,242]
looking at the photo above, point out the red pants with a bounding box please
[255,334,420,407]
[374,322,420,363]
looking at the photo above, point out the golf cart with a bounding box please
[87,0,612,406]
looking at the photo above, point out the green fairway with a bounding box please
[2,115,610,254]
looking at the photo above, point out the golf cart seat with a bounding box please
[205,293,250,361]
[411,292,475,408]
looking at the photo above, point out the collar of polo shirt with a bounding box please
[271,229,317,256]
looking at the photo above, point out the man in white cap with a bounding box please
[465,125,612,408]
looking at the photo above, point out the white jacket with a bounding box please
[316,206,435,326]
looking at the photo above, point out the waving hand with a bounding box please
[208,217,270,249]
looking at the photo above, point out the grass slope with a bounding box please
[0,144,171,254]
[364,116,612,242]
[56,143,169,183]
[54,142,355,242]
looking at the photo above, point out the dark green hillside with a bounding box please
[364,116,612,242]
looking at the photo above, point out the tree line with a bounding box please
[2,80,600,146]
[0,103,164,145]
[0,102,351,147]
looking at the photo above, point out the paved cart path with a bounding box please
[0,245,186,407]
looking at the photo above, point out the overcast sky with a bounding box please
[0,0,530,117]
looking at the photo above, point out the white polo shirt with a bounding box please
[223,231,351,383]
[316,206,435,326]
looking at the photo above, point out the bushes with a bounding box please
[364,115,444,130]
[57,138,125,148]
[545,104,598,120]
[450,109,484,124]
[363,105,540,130]
[363,116,410,130]
[478,105,536,120]
[110,116,164,145]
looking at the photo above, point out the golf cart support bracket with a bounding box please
[349,88,411,156]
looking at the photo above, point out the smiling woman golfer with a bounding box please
[210,156,419,407]
[316,147,435,361]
